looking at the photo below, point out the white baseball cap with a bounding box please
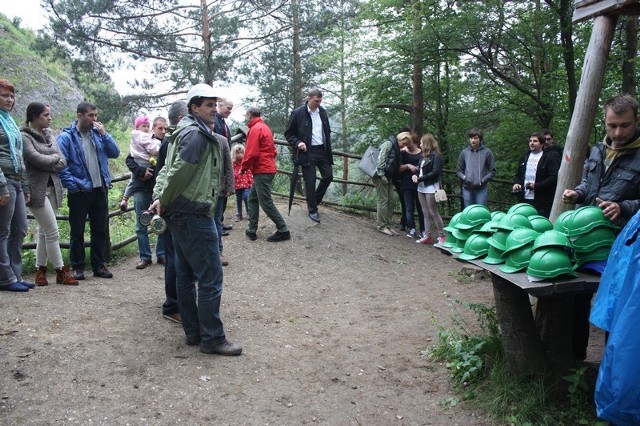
[186,83,220,105]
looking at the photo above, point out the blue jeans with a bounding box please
[214,196,225,254]
[235,188,250,218]
[162,227,178,316]
[168,213,226,348]
[156,233,166,259]
[402,189,425,232]
[462,186,489,208]
[134,191,152,260]
[0,178,27,286]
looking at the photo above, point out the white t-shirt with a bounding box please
[417,158,440,194]
[524,151,542,200]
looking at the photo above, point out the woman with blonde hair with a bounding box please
[413,133,445,244]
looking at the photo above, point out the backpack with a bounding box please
[383,137,401,181]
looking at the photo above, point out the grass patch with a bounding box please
[424,300,604,425]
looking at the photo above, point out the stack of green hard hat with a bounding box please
[563,206,619,267]
[472,220,500,236]
[531,230,572,253]
[507,203,539,218]
[494,212,533,232]
[527,247,577,280]
[491,211,506,222]
[497,228,540,273]
[483,228,510,264]
[450,205,491,253]
[528,215,554,233]
[458,233,491,261]
[553,210,576,235]
[442,212,462,248]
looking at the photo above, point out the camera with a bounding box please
[525,183,533,190]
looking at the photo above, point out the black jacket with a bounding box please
[284,102,333,166]
[513,150,560,216]
[417,152,443,186]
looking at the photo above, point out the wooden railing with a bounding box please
[23,137,518,252]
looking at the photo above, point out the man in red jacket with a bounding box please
[241,106,290,242]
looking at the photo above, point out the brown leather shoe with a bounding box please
[135,259,152,270]
[56,266,79,285]
[35,265,49,286]
[163,312,181,323]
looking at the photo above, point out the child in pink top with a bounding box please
[232,143,254,221]
[120,115,160,211]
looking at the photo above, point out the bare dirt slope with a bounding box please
[1,200,498,425]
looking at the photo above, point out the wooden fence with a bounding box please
[23,137,518,253]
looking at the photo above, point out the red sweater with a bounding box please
[241,117,277,174]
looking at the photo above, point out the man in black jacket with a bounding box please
[284,88,333,223]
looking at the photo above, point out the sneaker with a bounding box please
[418,231,426,240]
[417,235,433,244]
[201,339,243,356]
[406,228,416,238]
[72,268,85,281]
[436,236,446,245]
[93,265,113,278]
[222,224,233,231]
[245,230,257,241]
[0,282,29,292]
[163,312,181,323]
[308,212,321,223]
[19,280,36,289]
[267,230,291,242]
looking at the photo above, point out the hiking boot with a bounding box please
[56,266,79,285]
[35,265,49,286]
[93,265,113,278]
[201,339,242,356]
[72,268,85,281]
[267,230,291,242]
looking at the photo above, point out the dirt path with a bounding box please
[1,200,497,425]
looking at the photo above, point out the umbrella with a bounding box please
[288,157,300,216]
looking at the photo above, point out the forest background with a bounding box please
[1,0,639,182]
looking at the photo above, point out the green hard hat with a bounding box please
[494,212,533,232]
[452,226,473,241]
[441,231,457,248]
[507,203,539,218]
[472,220,500,236]
[573,244,612,267]
[571,227,616,252]
[458,234,491,261]
[450,235,466,253]
[553,210,576,235]
[487,230,510,251]
[526,247,577,280]
[443,212,463,233]
[499,245,534,273]
[564,206,619,237]
[491,211,506,222]
[531,230,572,252]
[483,244,506,265]
[457,204,492,230]
[502,228,541,257]
[529,215,554,233]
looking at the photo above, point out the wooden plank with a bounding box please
[573,0,640,23]
[435,244,599,297]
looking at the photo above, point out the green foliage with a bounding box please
[426,300,602,425]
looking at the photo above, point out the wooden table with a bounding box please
[436,244,600,378]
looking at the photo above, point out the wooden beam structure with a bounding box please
[573,0,640,23]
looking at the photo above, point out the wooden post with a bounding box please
[550,15,617,222]
[491,275,545,376]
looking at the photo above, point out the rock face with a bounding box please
[0,16,84,122]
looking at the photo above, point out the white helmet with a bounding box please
[186,84,220,105]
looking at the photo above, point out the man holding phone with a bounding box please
[57,102,120,280]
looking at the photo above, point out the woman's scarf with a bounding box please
[0,110,22,174]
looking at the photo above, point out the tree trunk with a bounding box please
[550,15,617,222]
[559,0,577,115]
[291,0,303,108]
[622,16,638,96]
[200,0,212,86]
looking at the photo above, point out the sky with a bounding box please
[2,2,251,121]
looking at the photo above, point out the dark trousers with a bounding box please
[301,146,333,214]
[162,227,178,316]
[67,188,108,272]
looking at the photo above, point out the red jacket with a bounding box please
[241,117,277,174]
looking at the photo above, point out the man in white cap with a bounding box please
[152,83,242,356]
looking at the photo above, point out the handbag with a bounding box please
[435,181,447,203]
[358,146,379,178]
